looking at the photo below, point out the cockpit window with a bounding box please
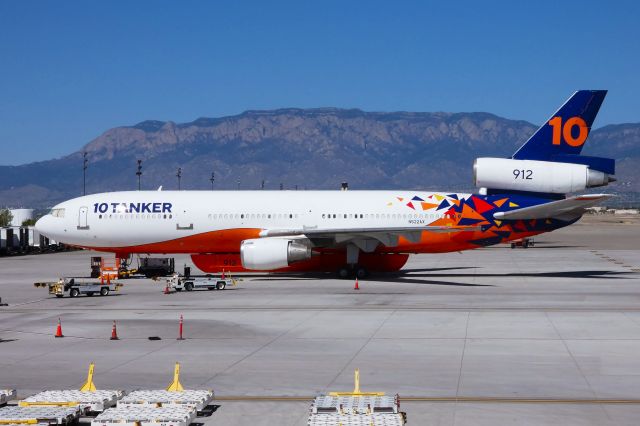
[50,208,65,218]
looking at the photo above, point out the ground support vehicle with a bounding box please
[137,257,175,278]
[510,237,535,249]
[164,274,235,292]
[92,256,138,279]
[0,390,16,407]
[35,278,123,298]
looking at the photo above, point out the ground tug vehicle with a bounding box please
[35,277,122,298]
[163,267,236,292]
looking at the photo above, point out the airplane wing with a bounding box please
[260,224,481,247]
[493,194,612,220]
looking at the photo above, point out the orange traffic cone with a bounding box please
[110,320,119,340]
[164,284,170,295]
[177,314,185,340]
[354,278,360,290]
[55,318,64,338]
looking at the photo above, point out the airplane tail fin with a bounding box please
[474,90,615,198]
[512,90,607,162]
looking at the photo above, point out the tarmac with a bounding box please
[0,214,639,425]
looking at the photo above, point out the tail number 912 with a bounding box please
[513,169,533,180]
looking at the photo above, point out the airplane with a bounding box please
[36,90,616,278]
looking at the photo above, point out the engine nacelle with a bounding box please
[473,158,613,194]
[240,238,312,270]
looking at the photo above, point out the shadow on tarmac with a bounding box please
[247,267,632,287]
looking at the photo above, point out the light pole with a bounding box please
[136,160,142,190]
[82,152,88,195]
[210,172,215,190]
[176,167,182,190]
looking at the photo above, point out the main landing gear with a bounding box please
[337,243,369,279]
[338,265,369,279]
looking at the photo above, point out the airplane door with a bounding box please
[78,206,89,230]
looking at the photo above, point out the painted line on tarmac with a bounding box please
[6,306,640,313]
[215,395,640,404]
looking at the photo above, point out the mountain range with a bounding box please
[1,108,638,208]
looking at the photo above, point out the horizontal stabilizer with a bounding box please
[493,194,612,220]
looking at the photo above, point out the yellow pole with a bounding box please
[79,363,97,392]
[166,362,184,391]
[353,369,361,394]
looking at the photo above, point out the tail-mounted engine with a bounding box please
[473,158,615,194]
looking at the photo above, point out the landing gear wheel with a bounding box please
[355,267,368,279]
[338,267,350,279]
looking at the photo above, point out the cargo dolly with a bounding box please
[308,370,406,426]
[34,278,123,298]
[118,364,214,413]
[91,405,196,426]
[18,364,124,414]
[0,406,81,425]
[96,363,212,425]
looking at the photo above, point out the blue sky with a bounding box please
[1,1,638,165]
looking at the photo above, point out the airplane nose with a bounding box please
[35,215,53,237]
